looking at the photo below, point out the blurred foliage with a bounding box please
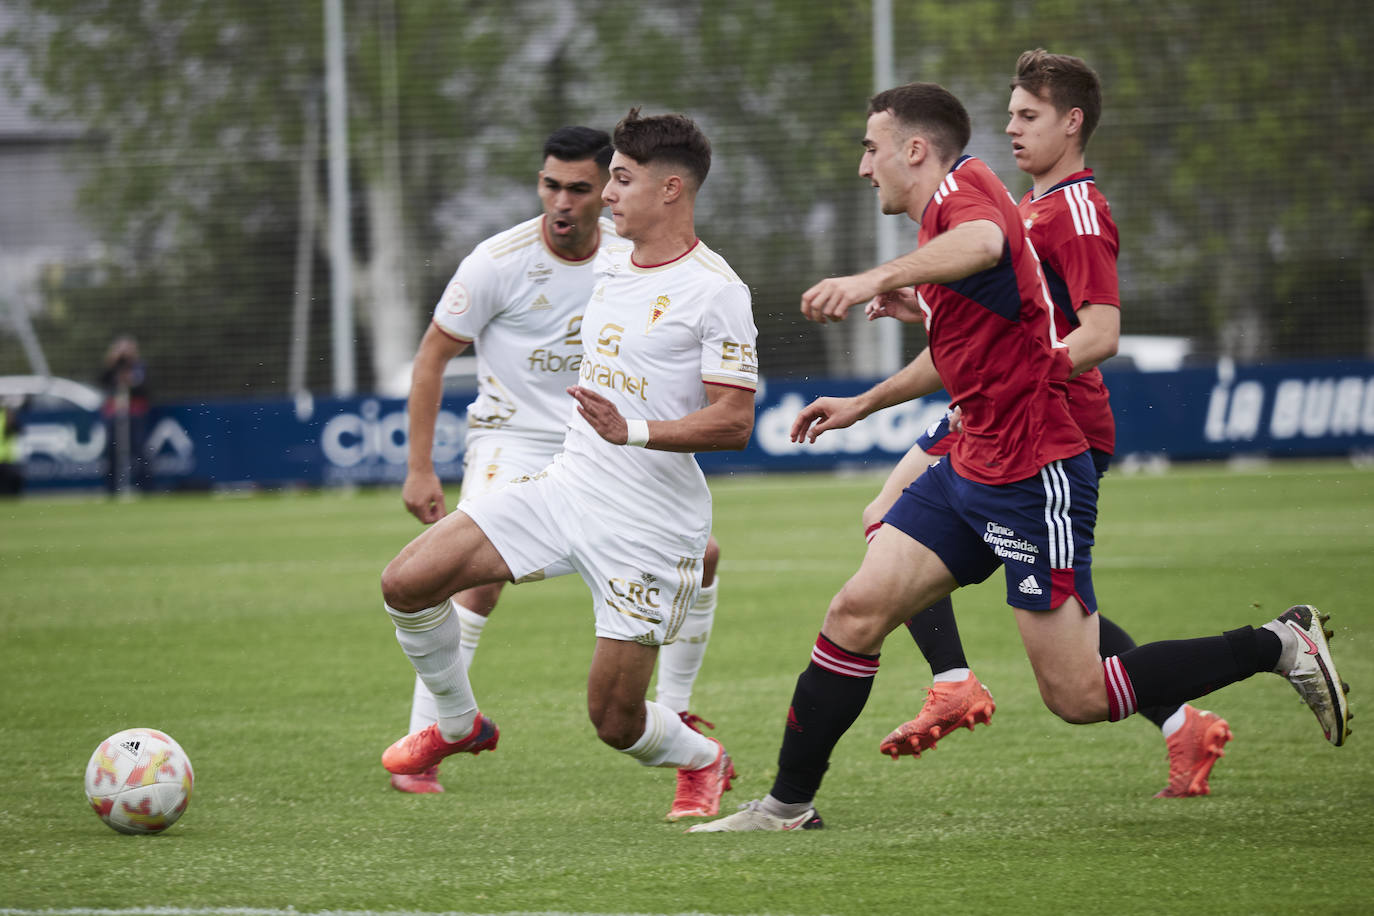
[1,0,1370,397]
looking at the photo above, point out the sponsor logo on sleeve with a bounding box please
[440,281,470,317]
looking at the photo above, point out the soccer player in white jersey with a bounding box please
[380,109,758,822]
[391,126,726,796]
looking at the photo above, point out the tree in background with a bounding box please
[584,0,890,377]
[1,0,1369,398]
[901,0,1373,362]
[0,0,551,397]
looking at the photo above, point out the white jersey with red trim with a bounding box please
[431,215,620,445]
[553,237,758,548]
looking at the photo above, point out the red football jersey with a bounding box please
[1019,170,1119,454]
[915,156,1086,485]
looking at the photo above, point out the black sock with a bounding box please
[1115,625,1281,712]
[1097,614,1171,729]
[904,596,967,676]
[772,634,878,805]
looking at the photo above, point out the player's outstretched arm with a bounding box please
[792,349,943,445]
[403,323,470,524]
[568,383,754,453]
[799,220,1004,324]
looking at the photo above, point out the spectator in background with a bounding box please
[0,395,24,496]
[100,335,150,493]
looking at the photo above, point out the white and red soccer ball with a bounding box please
[84,727,193,835]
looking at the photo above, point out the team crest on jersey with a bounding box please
[439,280,470,316]
[646,295,671,332]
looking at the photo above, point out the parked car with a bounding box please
[1101,335,1195,372]
[0,374,103,412]
[377,354,479,399]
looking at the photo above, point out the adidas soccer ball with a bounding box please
[84,727,194,835]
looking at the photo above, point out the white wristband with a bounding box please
[623,418,650,448]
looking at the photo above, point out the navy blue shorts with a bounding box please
[915,411,954,453]
[882,451,1100,612]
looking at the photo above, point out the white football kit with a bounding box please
[460,238,758,645]
[433,214,619,450]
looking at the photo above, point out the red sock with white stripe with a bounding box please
[1102,656,1138,721]
[770,633,879,805]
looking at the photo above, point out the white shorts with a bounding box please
[458,461,703,646]
[457,432,562,502]
[458,432,575,579]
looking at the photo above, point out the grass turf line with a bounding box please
[1,461,1371,915]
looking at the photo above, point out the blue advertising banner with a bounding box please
[19,394,470,491]
[16,360,1374,491]
[701,360,1374,473]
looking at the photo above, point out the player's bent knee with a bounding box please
[379,560,413,611]
[1040,685,1108,724]
[823,587,892,654]
[380,556,437,613]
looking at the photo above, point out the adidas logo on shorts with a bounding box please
[1017,575,1043,596]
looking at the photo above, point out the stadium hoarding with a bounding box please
[706,360,1374,473]
[15,360,1374,491]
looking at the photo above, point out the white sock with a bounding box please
[1160,704,1190,738]
[761,793,813,818]
[454,603,489,672]
[933,667,972,684]
[1262,618,1298,673]
[408,603,487,732]
[386,599,477,741]
[408,675,438,733]
[621,700,717,769]
[655,578,717,713]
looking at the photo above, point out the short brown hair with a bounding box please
[867,83,972,163]
[1011,49,1102,148]
[611,108,712,188]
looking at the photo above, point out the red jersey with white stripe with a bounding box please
[1018,169,1119,454]
[915,156,1086,485]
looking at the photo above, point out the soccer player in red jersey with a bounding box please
[852,51,1233,799]
[691,82,1349,833]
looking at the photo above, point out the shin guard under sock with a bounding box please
[1106,625,1280,718]
[772,634,878,805]
[1097,614,1172,729]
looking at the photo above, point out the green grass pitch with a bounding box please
[1,461,1371,915]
